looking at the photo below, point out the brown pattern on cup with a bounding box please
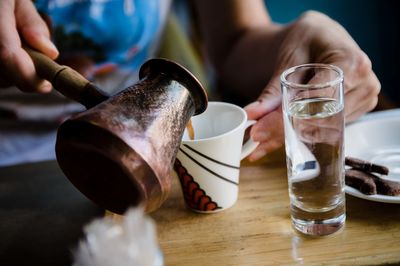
[174,159,221,211]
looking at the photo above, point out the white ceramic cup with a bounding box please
[173,101,259,213]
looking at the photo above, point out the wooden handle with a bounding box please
[25,47,108,108]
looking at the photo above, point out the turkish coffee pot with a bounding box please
[27,48,208,214]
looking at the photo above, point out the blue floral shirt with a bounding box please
[34,0,169,75]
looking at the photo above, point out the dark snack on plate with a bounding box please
[345,169,377,195]
[371,176,400,196]
[345,156,389,175]
[345,168,400,196]
[345,157,400,196]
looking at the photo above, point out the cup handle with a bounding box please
[240,120,260,160]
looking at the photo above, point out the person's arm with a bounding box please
[194,0,286,102]
[194,1,380,161]
[0,0,58,92]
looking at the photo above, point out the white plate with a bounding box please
[345,186,400,203]
[345,109,400,203]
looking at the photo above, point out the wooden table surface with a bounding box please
[2,150,400,265]
[147,148,400,266]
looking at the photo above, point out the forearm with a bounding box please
[216,25,288,102]
[194,0,286,102]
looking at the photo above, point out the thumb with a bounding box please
[16,0,58,59]
[244,73,282,120]
[243,73,285,161]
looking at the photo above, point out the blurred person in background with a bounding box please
[0,0,380,166]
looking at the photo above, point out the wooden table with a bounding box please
[1,150,400,265]
[149,148,400,265]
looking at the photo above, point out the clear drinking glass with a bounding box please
[281,64,345,236]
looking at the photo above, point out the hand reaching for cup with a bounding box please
[244,11,381,161]
[0,0,58,93]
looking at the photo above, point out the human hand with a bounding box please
[0,0,58,93]
[245,11,380,161]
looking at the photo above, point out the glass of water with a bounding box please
[281,64,345,236]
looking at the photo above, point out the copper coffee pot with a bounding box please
[27,48,208,214]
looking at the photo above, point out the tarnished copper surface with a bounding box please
[55,58,208,214]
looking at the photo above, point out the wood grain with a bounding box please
[112,148,400,265]
[5,153,399,265]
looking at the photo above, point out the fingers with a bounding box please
[244,94,281,120]
[15,0,58,59]
[243,49,304,160]
[244,66,292,161]
[247,139,283,162]
[0,0,57,93]
[346,51,374,93]
[344,72,380,122]
[329,51,380,122]
[0,45,53,93]
[246,107,284,161]
[244,70,283,120]
[243,79,282,161]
